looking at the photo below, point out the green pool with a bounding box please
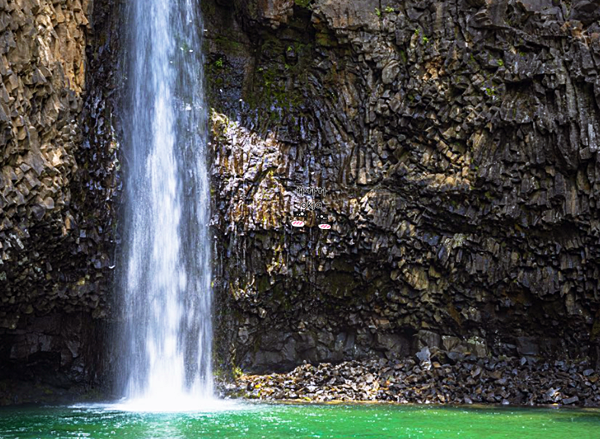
[1,402,599,439]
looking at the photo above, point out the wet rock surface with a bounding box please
[0,312,104,405]
[227,354,600,407]
[206,0,600,374]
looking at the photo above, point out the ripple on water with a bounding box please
[0,403,599,439]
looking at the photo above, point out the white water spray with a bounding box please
[117,0,212,406]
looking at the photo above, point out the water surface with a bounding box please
[1,402,599,438]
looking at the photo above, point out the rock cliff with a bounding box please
[206,0,600,373]
[2,0,600,403]
[0,0,119,401]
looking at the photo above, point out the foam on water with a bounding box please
[71,399,247,414]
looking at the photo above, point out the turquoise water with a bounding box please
[1,402,599,439]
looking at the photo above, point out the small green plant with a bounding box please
[215,57,224,68]
[422,36,429,44]
[497,59,504,67]
[414,28,420,36]
[233,366,243,379]
[385,6,395,13]
[287,46,293,52]
[485,87,496,96]
[375,7,381,17]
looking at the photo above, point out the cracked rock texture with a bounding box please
[207,0,600,373]
[0,0,120,400]
[3,0,600,402]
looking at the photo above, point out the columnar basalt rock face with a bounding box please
[207,0,600,373]
[2,0,600,401]
[0,0,120,399]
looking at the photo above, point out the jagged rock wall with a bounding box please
[207,0,600,373]
[2,0,600,399]
[0,0,120,398]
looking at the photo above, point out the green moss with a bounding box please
[316,31,336,47]
[244,38,312,126]
[214,36,244,54]
[332,259,354,272]
[323,272,358,298]
[485,87,495,96]
[257,275,270,294]
[294,0,313,8]
[399,50,408,64]
[82,386,105,402]
[200,0,216,17]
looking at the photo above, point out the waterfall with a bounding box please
[116,0,213,405]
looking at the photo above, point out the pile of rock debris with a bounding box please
[226,352,600,407]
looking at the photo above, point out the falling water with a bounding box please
[117,0,212,405]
